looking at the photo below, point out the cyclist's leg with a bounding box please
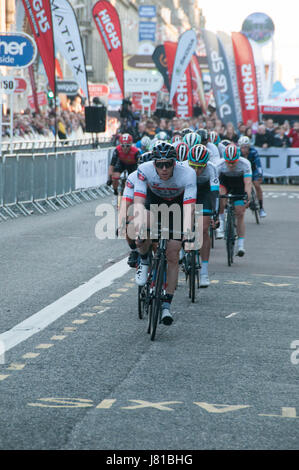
[253,177,266,216]
[199,214,212,286]
[234,201,246,255]
[161,239,181,325]
[216,185,227,238]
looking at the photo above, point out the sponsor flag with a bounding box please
[202,29,239,127]
[21,0,55,93]
[231,32,259,124]
[217,31,242,124]
[51,0,89,100]
[169,29,197,104]
[190,54,207,113]
[152,45,170,91]
[248,38,266,104]
[93,0,124,98]
[164,41,193,119]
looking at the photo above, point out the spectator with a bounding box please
[255,124,274,148]
[273,125,291,147]
[287,121,299,147]
[223,122,239,143]
[245,126,256,146]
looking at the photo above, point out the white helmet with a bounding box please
[238,136,250,147]
[141,135,151,150]
[155,131,168,141]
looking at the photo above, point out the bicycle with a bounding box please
[181,245,200,303]
[117,169,128,210]
[220,194,248,267]
[249,187,260,224]
[137,227,183,341]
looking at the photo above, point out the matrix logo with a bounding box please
[0,32,37,68]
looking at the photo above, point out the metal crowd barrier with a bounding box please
[0,145,115,221]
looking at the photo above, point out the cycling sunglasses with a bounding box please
[121,144,131,149]
[188,162,207,168]
[155,160,174,169]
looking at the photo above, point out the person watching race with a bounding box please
[216,143,252,257]
[107,133,140,195]
[132,141,197,326]
[238,136,266,218]
[185,144,220,287]
[118,151,153,268]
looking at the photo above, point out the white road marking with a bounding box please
[0,258,130,354]
[225,312,239,318]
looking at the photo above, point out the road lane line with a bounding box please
[225,312,239,318]
[0,258,130,354]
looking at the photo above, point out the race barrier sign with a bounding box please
[257,147,299,177]
[0,77,16,94]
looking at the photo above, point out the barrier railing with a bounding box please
[0,146,114,221]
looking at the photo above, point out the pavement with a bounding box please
[0,186,298,451]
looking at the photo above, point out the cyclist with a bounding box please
[119,151,153,268]
[183,132,201,148]
[133,141,197,325]
[217,139,231,160]
[155,131,169,141]
[171,131,182,146]
[197,128,220,165]
[136,135,151,154]
[176,142,189,162]
[238,136,266,218]
[209,130,220,146]
[181,127,192,137]
[185,144,220,287]
[216,144,252,257]
[107,133,140,195]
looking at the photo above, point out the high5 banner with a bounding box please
[202,29,239,128]
[164,41,193,120]
[92,0,124,98]
[21,0,55,93]
[231,32,259,124]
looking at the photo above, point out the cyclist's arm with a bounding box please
[108,149,119,179]
[182,170,197,246]
[244,176,252,203]
[132,168,148,239]
[209,165,220,215]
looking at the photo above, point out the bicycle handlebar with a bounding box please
[220,193,248,200]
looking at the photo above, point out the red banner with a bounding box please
[21,0,55,93]
[164,41,193,119]
[190,55,206,113]
[93,1,124,98]
[231,32,259,124]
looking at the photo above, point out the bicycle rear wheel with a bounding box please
[209,225,215,248]
[150,256,166,341]
[252,190,260,224]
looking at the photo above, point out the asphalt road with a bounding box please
[0,185,298,452]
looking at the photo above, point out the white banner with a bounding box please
[257,147,299,177]
[249,39,267,105]
[51,0,89,99]
[75,150,109,189]
[169,29,197,104]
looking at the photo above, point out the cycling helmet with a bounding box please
[152,141,176,160]
[138,151,152,164]
[181,127,192,137]
[238,136,251,147]
[220,139,231,147]
[176,142,189,162]
[183,132,201,148]
[209,130,220,145]
[119,133,133,145]
[197,128,209,144]
[171,132,182,145]
[155,131,168,141]
[224,143,240,162]
[188,144,210,165]
[140,135,151,149]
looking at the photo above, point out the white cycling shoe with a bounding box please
[215,227,224,239]
[161,308,173,325]
[259,209,267,217]
[200,274,210,288]
[236,247,245,257]
[135,263,149,286]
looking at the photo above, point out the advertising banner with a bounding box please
[93,0,124,98]
[50,0,89,100]
[190,55,207,113]
[21,0,55,93]
[139,21,156,42]
[217,31,242,124]
[202,29,238,127]
[75,149,109,189]
[231,32,259,124]
[164,41,193,119]
[152,45,170,91]
[138,5,156,18]
[257,147,299,177]
[169,29,197,104]
[249,38,266,105]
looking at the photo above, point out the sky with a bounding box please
[198,0,299,90]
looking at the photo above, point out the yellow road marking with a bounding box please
[63,327,77,332]
[194,402,251,413]
[0,374,10,381]
[124,283,135,288]
[7,363,26,371]
[72,319,88,325]
[259,407,297,418]
[28,398,94,408]
[22,352,40,359]
[81,313,96,317]
[50,335,67,340]
[117,288,128,292]
[96,399,117,409]
[101,299,114,304]
[121,400,183,411]
[225,280,252,286]
[262,282,292,287]
[109,293,122,298]
[35,344,54,349]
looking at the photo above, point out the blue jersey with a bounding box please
[247,147,263,175]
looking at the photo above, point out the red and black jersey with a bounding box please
[111,145,140,166]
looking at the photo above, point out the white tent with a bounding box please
[260,85,299,116]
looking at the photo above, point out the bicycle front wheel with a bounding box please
[189,251,196,303]
[150,256,166,341]
[226,212,235,266]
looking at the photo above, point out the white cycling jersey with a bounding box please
[122,170,138,202]
[134,161,197,204]
[207,142,222,165]
[217,156,252,179]
[182,160,219,190]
